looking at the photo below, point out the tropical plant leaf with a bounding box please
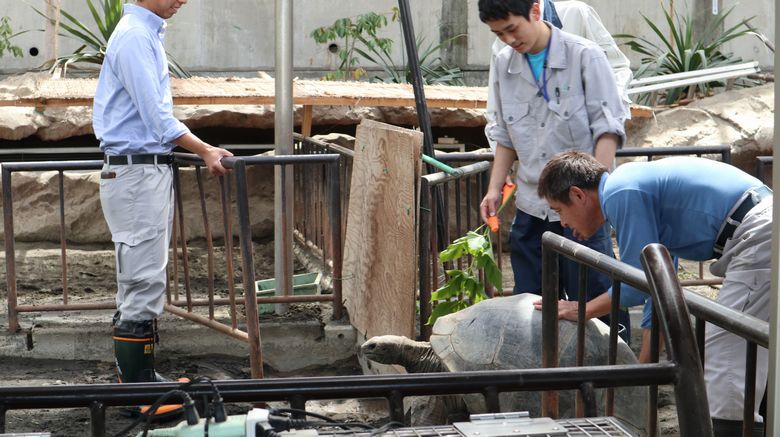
[618,6,754,105]
[427,300,468,326]
[27,0,190,78]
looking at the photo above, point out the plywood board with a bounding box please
[342,119,422,340]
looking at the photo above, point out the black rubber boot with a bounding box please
[712,418,765,437]
[113,316,187,420]
[113,319,156,383]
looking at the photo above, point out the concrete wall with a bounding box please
[0,0,774,80]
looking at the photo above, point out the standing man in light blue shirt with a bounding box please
[93,0,233,389]
[537,151,772,437]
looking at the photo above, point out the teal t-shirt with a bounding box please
[526,48,547,81]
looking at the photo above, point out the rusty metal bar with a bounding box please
[419,177,433,341]
[640,243,713,437]
[3,165,19,333]
[575,265,587,417]
[541,236,560,419]
[649,306,659,437]
[696,317,706,364]
[164,303,248,343]
[680,278,723,287]
[328,159,343,320]
[58,170,68,305]
[89,401,105,437]
[172,165,194,312]
[756,156,772,185]
[220,175,239,330]
[606,280,621,416]
[232,159,264,379]
[169,204,179,303]
[16,302,117,312]
[16,295,336,314]
[743,341,758,437]
[195,166,216,320]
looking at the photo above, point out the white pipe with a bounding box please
[626,67,759,95]
[628,61,759,86]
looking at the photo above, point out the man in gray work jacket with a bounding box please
[477,0,626,334]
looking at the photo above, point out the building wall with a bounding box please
[0,0,774,80]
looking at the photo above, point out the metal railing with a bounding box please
[541,232,769,437]
[2,151,344,379]
[756,156,773,187]
[540,233,709,435]
[0,355,678,436]
[418,161,491,339]
[1,241,717,437]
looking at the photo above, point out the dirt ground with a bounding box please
[0,240,710,436]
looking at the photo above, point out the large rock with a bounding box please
[624,84,774,171]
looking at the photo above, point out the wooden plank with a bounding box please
[342,119,422,340]
[0,77,488,109]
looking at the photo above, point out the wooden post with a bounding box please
[301,105,313,137]
[45,0,61,69]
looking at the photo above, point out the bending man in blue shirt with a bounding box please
[536,151,772,436]
[93,0,233,393]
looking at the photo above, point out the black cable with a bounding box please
[269,407,340,423]
[141,390,198,437]
[112,376,220,437]
[369,421,405,437]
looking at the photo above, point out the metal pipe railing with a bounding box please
[541,232,769,437]
[3,151,346,380]
[0,364,677,435]
[639,244,713,436]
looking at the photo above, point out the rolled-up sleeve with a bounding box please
[111,29,189,145]
[581,48,626,148]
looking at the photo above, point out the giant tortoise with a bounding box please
[361,293,649,435]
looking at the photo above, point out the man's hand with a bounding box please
[480,189,502,225]
[201,146,233,176]
[533,298,580,322]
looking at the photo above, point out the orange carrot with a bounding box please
[501,182,517,207]
[487,215,500,233]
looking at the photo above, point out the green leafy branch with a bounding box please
[28,0,190,78]
[0,16,23,59]
[427,183,516,325]
[310,8,464,85]
[427,228,503,325]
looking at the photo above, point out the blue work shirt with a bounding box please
[600,157,763,327]
[93,4,189,155]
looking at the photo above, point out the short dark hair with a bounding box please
[478,0,536,23]
[538,151,607,205]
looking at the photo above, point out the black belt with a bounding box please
[103,154,173,165]
[713,185,772,258]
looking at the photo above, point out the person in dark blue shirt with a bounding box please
[536,151,772,436]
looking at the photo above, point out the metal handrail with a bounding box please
[541,232,768,437]
[640,244,713,436]
[0,364,677,435]
[3,152,345,379]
